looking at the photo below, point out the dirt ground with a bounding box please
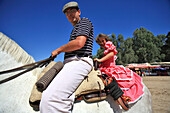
[142,76,170,113]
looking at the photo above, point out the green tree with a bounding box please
[93,28,167,64]
[111,33,118,46]
[153,34,166,61]
[122,37,138,64]
[116,34,124,65]
[132,27,160,63]
[96,47,104,59]
[162,32,170,61]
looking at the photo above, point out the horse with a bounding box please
[0,32,152,113]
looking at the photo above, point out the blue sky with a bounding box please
[0,0,170,62]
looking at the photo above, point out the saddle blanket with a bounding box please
[29,61,106,109]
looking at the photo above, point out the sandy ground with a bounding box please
[142,76,170,113]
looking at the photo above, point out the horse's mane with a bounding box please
[0,32,41,76]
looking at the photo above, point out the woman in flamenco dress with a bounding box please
[94,33,144,111]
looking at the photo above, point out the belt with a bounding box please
[64,54,92,59]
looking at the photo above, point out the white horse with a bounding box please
[0,32,152,113]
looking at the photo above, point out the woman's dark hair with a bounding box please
[95,33,110,44]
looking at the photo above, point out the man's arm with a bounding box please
[51,36,87,57]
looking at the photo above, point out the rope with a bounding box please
[0,57,54,75]
[0,57,54,84]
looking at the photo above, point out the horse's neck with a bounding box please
[0,33,41,113]
[0,32,35,65]
[0,32,41,76]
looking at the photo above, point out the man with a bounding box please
[40,1,94,113]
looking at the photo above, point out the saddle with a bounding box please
[29,61,106,109]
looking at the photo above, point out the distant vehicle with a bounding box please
[156,70,168,76]
[151,67,169,76]
[145,70,157,76]
[145,67,169,76]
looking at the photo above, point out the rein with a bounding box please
[0,57,54,84]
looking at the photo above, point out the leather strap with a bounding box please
[0,57,54,84]
[0,57,54,75]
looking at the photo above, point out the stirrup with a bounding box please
[117,97,129,111]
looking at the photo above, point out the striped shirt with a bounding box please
[64,17,93,59]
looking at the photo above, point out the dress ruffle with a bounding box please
[104,41,117,55]
[100,65,133,81]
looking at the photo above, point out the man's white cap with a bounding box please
[62,1,79,13]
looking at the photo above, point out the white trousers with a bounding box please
[40,56,93,113]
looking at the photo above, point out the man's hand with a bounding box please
[51,49,61,58]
